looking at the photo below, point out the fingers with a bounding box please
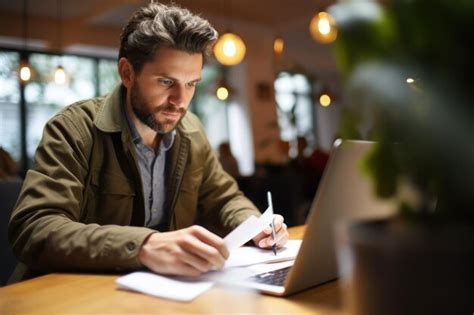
[187,225,230,259]
[178,228,227,270]
[260,214,285,235]
[275,223,289,248]
[258,223,289,248]
[256,215,289,249]
[272,215,284,231]
[138,226,229,277]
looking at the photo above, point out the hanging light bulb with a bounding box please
[53,0,68,85]
[20,64,32,82]
[309,11,337,44]
[319,93,332,107]
[273,36,284,58]
[54,65,67,85]
[216,74,231,101]
[216,86,229,101]
[214,32,246,66]
[19,0,32,83]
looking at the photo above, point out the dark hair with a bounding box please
[119,3,218,73]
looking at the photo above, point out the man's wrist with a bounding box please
[138,231,160,265]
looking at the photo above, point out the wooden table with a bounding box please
[0,226,344,314]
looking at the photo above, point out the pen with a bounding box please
[267,191,277,256]
[271,217,277,256]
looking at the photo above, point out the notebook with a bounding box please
[228,139,396,296]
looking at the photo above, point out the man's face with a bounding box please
[128,47,203,134]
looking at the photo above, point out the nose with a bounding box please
[168,85,186,108]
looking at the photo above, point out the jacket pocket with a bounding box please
[179,167,203,193]
[83,171,136,224]
[174,167,203,228]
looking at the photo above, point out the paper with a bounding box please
[224,206,274,251]
[116,201,291,302]
[224,239,301,268]
[116,272,213,302]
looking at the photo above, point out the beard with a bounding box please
[130,83,187,134]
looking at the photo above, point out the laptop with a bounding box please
[230,139,396,296]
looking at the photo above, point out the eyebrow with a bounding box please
[157,74,202,83]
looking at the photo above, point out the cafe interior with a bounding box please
[1,1,473,314]
[0,0,340,225]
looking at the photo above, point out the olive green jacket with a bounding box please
[8,85,259,280]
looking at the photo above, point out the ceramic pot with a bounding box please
[337,218,474,315]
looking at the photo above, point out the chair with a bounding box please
[0,180,23,286]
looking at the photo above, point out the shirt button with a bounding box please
[126,242,137,251]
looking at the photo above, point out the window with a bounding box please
[25,53,96,163]
[98,59,120,95]
[191,63,229,148]
[0,47,251,174]
[190,63,254,175]
[0,51,21,162]
[274,71,315,157]
[0,48,118,171]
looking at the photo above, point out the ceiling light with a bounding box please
[19,0,32,83]
[53,0,68,85]
[309,11,337,44]
[273,37,284,58]
[216,87,229,101]
[214,32,246,66]
[20,64,32,82]
[54,65,67,85]
[319,93,332,107]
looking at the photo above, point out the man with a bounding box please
[8,3,288,281]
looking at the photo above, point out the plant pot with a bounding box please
[336,218,474,315]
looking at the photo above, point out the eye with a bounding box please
[186,81,197,88]
[158,78,174,87]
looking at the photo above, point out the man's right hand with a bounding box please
[138,225,229,277]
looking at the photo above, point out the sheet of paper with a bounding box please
[224,206,274,252]
[224,239,301,268]
[116,272,213,302]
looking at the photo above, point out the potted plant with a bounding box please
[329,0,474,314]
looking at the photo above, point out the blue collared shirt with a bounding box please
[125,111,176,227]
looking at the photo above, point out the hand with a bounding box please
[252,214,289,249]
[138,225,229,277]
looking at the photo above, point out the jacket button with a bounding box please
[126,242,137,251]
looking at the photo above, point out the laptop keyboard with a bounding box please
[247,266,292,286]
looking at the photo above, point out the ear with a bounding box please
[118,57,134,89]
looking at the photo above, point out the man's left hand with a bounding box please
[253,214,289,249]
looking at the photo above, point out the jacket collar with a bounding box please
[94,84,126,133]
